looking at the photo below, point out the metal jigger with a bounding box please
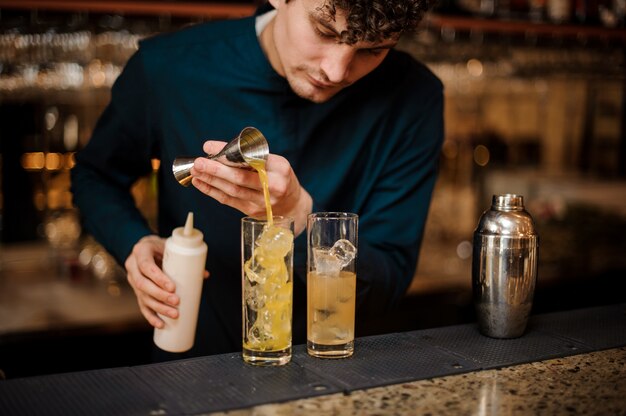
[172,126,269,187]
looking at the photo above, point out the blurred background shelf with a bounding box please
[0,0,256,18]
[426,13,626,42]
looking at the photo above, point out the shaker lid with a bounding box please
[492,194,524,210]
[477,194,536,237]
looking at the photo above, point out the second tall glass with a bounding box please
[307,212,358,358]
[241,215,294,366]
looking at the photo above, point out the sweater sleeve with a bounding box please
[355,85,444,317]
[70,48,157,265]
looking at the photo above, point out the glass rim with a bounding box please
[241,215,293,224]
[308,212,358,220]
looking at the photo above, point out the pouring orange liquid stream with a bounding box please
[248,159,273,224]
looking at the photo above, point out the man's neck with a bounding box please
[258,14,285,77]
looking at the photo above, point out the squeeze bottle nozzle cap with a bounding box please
[172,212,204,247]
[184,212,194,236]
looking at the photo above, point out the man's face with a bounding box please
[267,0,397,103]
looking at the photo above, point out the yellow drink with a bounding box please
[242,157,293,365]
[242,227,293,353]
[307,270,356,356]
[306,212,358,359]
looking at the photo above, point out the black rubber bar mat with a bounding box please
[408,322,592,369]
[407,303,625,370]
[129,352,341,414]
[292,332,480,392]
[529,303,626,350]
[1,303,624,415]
[0,367,160,416]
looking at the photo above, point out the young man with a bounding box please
[71,0,443,359]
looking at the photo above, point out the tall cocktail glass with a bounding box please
[307,212,358,358]
[241,215,294,366]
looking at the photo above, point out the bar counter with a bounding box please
[1,303,624,415]
[218,347,626,415]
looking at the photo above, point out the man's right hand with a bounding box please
[124,235,178,329]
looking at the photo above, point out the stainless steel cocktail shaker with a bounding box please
[472,194,538,338]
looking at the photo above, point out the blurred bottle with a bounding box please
[529,0,547,21]
[547,0,574,22]
[575,0,600,24]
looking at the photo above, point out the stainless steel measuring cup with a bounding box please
[172,126,269,187]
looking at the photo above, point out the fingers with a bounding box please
[193,148,289,195]
[127,256,176,329]
[191,173,262,206]
[191,176,266,217]
[193,157,260,189]
[203,140,227,156]
[193,168,260,198]
[125,236,180,329]
[191,157,270,215]
[192,146,308,228]
[137,302,164,329]
[264,154,293,198]
[265,154,312,236]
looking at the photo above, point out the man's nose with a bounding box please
[320,45,353,84]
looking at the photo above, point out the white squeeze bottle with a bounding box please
[154,212,208,352]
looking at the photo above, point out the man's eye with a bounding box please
[364,48,385,56]
[314,27,336,39]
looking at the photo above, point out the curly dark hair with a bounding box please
[317,0,437,44]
